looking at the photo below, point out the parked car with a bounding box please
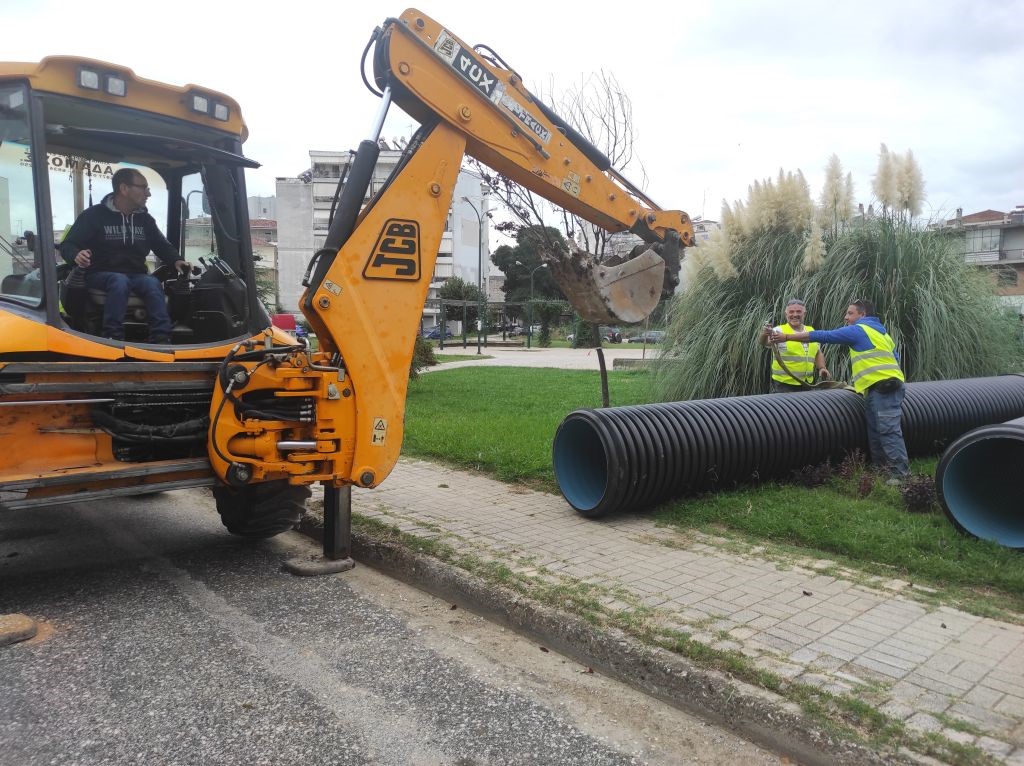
[627,330,666,344]
[510,324,542,337]
[422,326,453,340]
[602,326,623,343]
[566,326,622,344]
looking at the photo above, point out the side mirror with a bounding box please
[201,191,210,215]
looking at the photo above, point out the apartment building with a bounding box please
[942,206,1024,311]
[275,144,491,328]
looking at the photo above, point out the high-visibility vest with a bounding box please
[771,323,819,385]
[849,323,905,394]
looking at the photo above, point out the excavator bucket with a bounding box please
[546,243,668,325]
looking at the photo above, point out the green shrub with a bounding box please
[656,200,1024,401]
[410,335,437,379]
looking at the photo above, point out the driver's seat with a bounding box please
[60,266,187,343]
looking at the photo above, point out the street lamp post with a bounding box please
[527,262,547,350]
[461,196,485,355]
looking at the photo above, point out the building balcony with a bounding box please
[966,249,1024,264]
[431,263,454,280]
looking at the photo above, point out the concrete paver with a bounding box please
[353,456,1024,761]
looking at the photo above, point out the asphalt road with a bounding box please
[0,491,779,766]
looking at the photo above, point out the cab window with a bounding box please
[0,85,42,306]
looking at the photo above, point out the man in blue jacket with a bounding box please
[61,168,189,343]
[770,299,909,482]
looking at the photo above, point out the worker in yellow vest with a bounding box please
[759,298,829,393]
[770,299,909,482]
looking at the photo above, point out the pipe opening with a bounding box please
[941,435,1024,548]
[553,418,608,513]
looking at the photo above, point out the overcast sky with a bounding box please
[8,0,1022,223]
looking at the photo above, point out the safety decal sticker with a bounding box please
[371,417,388,446]
[363,219,421,280]
[561,171,581,198]
[499,93,551,144]
[434,29,500,103]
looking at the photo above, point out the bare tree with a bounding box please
[548,71,645,258]
[469,70,643,261]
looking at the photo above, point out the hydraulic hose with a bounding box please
[553,375,1024,518]
[935,416,1024,549]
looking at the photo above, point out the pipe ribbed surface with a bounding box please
[935,416,1024,549]
[553,376,1024,518]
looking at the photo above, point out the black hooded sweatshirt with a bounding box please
[60,192,178,274]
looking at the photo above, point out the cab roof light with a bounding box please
[190,93,210,115]
[104,75,127,97]
[189,92,230,121]
[78,68,100,90]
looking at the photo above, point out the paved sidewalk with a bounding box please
[354,458,1024,763]
[427,343,661,371]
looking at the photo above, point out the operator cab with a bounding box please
[0,63,270,347]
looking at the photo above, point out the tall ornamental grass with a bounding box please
[655,159,1024,401]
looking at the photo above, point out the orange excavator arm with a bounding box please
[207,8,693,493]
[375,10,694,321]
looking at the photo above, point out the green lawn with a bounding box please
[404,367,1024,611]
[404,367,651,483]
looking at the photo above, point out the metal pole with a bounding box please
[527,263,547,350]
[477,220,483,355]
[462,198,485,355]
[528,273,533,350]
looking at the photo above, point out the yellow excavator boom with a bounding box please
[209,8,696,494]
[376,10,694,321]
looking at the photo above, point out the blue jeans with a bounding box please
[864,382,909,477]
[84,270,171,341]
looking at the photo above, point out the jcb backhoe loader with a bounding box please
[0,9,694,540]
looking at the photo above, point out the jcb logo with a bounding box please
[363,219,420,281]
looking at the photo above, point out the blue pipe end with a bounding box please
[552,417,608,517]
[939,434,1024,549]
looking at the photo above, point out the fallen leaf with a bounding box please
[941,622,947,629]
[438,483,449,488]
[802,590,813,597]
[539,646,549,653]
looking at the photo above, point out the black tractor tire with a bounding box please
[213,480,311,539]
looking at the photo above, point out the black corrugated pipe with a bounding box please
[553,376,1024,518]
[935,416,1024,549]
